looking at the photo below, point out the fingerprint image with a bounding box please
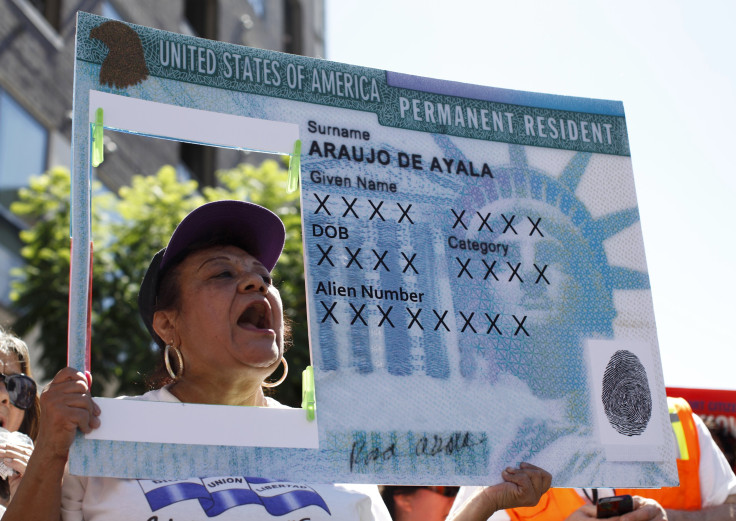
[601,350,652,436]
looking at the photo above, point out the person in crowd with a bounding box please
[704,416,736,473]
[381,485,459,521]
[0,327,40,515]
[452,397,736,521]
[4,200,551,521]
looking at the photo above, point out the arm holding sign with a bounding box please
[6,201,552,521]
[448,464,551,521]
[4,368,99,521]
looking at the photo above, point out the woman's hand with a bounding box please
[480,462,552,511]
[1,368,98,521]
[36,367,101,461]
[449,463,552,521]
[0,438,33,499]
[565,505,598,521]
[619,497,668,521]
[563,496,668,521]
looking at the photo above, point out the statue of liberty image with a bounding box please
[303,128,671,484]
[452,143,650,420]
[305,135,650,397]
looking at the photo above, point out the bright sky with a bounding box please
[325,0,736,390]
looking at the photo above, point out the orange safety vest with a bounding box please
[507,488,586,521]
[507,397,702,521]
[616,397,702,510]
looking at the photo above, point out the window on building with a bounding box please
[283,0,303,55]
[175,162,195,183]
[180,142,216,187]
[247,0,265,18]
[0,238,23,308]
[26,0,61,31]
[184,0,218,39]
[0,88,49,210]
[101,1,123,21]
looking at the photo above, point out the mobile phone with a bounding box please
[597,495,633,518]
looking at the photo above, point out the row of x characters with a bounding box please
[312,244,554,286]
[309,193,545,237]
[317,301,531,337]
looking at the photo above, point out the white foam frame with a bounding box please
[81,90,316,449]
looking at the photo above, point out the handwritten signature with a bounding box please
[349,431,487,471]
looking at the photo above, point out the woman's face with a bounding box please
[158,245,285,380]
[398,488,456,521]
[0,351,26,432]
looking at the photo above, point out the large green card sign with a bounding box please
[69,12,677,487]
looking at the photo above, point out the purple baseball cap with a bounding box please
[138,200,285,346]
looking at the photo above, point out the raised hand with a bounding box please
[36,367,101,460]
[0,437,33,499]
[449,463,552,521]
[482,462,553,510]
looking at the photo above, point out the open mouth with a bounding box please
[237,301,271,330]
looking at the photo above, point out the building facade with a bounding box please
[0,0,324,372]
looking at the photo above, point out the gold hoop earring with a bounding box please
[164,344,184,380]
[261,358,288,388]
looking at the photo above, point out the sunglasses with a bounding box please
[424,486,459,497]
[0,373,37,410]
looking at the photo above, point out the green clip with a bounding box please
[92,108,104,167]
[287,139,301,193]
[301,365,315,421]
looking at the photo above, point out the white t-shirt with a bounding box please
[61,387,391,521]
[452,412,736,521]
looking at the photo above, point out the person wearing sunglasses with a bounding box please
[0,327,40,513]
[5,200,551,521]
[381,485,460,521]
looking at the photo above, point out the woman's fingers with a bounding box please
[48,366,87,385]
[498,462,552,507]
[3,455,29,476]
[42,369,100,420]
[0,440,33,484]
[43,383,100,418]
[45,367,92,395]
[0,442,33,462]
[564,505,599,521]
[502,463,550,490]
[49,404,98,434]
[519,462,552,494]
[41,393,100,433]
[36,367,101,457]
[619,497,667,521]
